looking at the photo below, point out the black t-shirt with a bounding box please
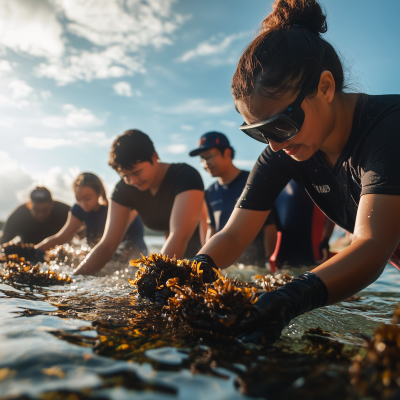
[1,201,70,245]
[111,163,204,258]
[237,95,400,234]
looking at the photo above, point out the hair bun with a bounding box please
[261,0,327,35]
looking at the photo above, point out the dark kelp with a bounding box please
[0,256,72,286]
[351,306,400,399]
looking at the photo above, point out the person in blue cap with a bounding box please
[190,131,278,267]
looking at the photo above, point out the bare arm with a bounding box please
[206,225,216,242]
[313,194,400,304]
[199,207,270,268]
[198,201,209,247]
[35,212,82,251]
[72,201,131,275]
[263,223,278,259]
[161,190,204,259]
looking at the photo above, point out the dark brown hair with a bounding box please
[73,173,108,205]
[232,0,345,101]
[109,129,156,171]
[30,187,52,204]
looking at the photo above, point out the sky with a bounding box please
[0,0,399,220]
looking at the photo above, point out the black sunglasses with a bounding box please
[239,48,325,144]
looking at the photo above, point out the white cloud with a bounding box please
[167,144,188,154]
[113,81,133,97]
[178,31,249,63]
[220,120,236,127]
[181,124,194,131]
[42,104,105,129]
[0,0,187,85]
[8,80,34,99]
[0,60,12,75]
[0,0,64,58]
[40,90,52,101]
[23,137,71,149]
[24,131,113,149]
[158,99,232,115]
[234,160,256,167]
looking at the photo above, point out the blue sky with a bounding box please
[0,0,399,220]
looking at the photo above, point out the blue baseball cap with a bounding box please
[189,131,231,157]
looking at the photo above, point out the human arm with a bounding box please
[206,225,216,242]
[198,207,271,268]
[263,223,278,259]
[161,190,204,259]
[72,201,131,275]
[35,212,82,251]
[313,193,400,304]
[198,201,209,247]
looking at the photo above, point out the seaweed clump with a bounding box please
[163,272,259,334]
[46,243,90,267]
[351,306,400,399]
[1,241,39,263]
[129,253,218,303]
[0,256,72,286]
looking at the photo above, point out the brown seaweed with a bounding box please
[350,306,400,399]
[0,256,72,286]
[1,241,39,263]
[129,253,218,303]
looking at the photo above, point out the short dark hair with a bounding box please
[30,187,52,204]
[109,129,156,171]
[216,146,235,160]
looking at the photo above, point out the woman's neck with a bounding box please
[320,93,359,168]
[149,162,170,195]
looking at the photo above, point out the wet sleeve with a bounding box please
[174,164,204,196]
[360,109,400,197]
[70,204,85,222]
[111,180,136,209]
[236,147,291,211]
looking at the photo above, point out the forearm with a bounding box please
[73,242,116,275]
[161,233,189,259]
[36,236,65,252]
[198,229,247,269]
[313,238,389,304]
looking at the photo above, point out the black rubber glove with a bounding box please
[191,254,219,283]
[318,237,330,259]
[239,271,328,345]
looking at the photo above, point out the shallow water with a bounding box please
[0,241,399,399]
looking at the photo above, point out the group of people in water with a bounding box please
[2,0,400,344]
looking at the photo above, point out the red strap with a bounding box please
[269,231,282,273]
[311,205,326,262]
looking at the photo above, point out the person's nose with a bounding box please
[268,139,288,152]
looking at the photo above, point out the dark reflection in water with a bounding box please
[1,250,399,400]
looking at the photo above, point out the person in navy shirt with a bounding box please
[190,132,277,267]
[36,173,147,256]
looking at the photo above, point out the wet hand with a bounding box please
[191,254,219,283]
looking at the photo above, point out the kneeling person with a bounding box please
[190,131,277,267]
[73,130,205,275]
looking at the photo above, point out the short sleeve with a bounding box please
[111,180,137,209]
[173,164,204,196]
[70,204,86,222]
[360,109,400,197]
[236,146,291,211]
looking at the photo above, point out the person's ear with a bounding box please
[318,71,335,104]
[152,152,159,163]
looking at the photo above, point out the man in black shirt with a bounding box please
[1,187,70,245]
[73,130,205,275]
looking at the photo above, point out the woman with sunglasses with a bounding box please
[192,0,400,344]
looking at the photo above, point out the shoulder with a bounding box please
[6,204,29,221]
[169,163,204,193]
[70,204,85,220]
[111,179,138,207]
